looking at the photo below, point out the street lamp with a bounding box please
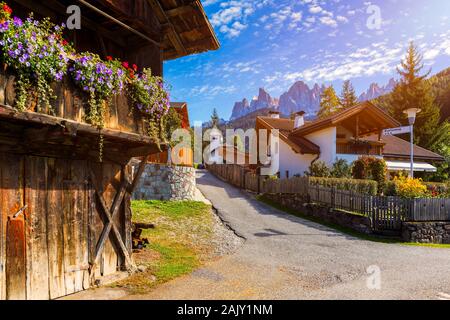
[403,108,421,178]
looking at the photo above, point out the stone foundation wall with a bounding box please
[133,164,196,201]
[402,222,450,244]
[263,193,372,234]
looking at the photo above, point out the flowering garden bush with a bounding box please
[391,176,428,199]
[0,3,171,160]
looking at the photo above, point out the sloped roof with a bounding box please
[291,101,400,137]
[368,135,445,162]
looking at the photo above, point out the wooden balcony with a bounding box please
[0,69,162,164]
[336,139,384,156]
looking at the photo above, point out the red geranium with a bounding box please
[106,55,113,61]
[132,64,138,71]
[62,39,69,46]
[3,4,12,15]
[122,61,129,69]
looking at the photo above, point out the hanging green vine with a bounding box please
[128,68,171,146]
[0,11,73,112]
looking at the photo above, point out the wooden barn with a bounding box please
[0,0,218,300]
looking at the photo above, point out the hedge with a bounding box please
[309,177,378,196]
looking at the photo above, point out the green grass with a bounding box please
[113,200,213,294]
[257,195,450,249]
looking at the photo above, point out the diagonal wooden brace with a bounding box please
[89,167,135,274]
[89,156,149,276]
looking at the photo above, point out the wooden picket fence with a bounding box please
[207,164,450,230]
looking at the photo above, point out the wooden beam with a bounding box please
[146,0,187,56]
[0,105,157,146]
[165,5,195,18]
[13,0,127,48]
[77,0,161,47]
[128,155,149,193]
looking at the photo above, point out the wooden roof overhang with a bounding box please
[291,102,401,138]
[10,0,219,61]
[0,105,165,165]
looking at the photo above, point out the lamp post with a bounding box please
[403,108,421,178]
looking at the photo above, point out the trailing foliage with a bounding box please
[309,177,378,195]
[0,13,73,112]
[128,68,170,144]
[161,107,183,147]
[70,53,126,128]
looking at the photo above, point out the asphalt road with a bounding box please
[129,170,450,300]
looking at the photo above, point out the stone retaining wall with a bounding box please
[263,193,372,234]
[133,164,196,201]
[402,222,450,244]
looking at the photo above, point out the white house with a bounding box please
[256,102,444,178]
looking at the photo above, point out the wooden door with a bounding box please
[0,154,26,300]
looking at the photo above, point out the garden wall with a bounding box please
[133,164,196,201]
[402,222,450,244]
[263,193,372,234]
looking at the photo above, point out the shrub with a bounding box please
[383,181,397,196]
[423,182,449,198]
[368,158,387,191]
[306,160,331,177]
[309,177,378,195]
[331,159,352,178]
[352,156,387,193]
[352,157,369,179]
[392,176,428,198]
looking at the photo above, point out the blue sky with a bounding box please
[164,0,450,122]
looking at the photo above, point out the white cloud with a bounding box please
[423,48,440,60]
[309,5,323,14]
[320,16,337,27]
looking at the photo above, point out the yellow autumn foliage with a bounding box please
[392,176,428,198]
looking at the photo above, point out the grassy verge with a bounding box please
[257,195,450,249]
[112,200,214,294]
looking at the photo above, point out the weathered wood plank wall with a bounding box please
[0,154,132,300]
[0,70,146,137]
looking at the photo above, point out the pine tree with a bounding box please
[318,85,341,118]
[389,42,440,147]
[340,80,358,110]
[211,108,220,127]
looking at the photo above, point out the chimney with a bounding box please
[269,111,280,119]
[294,111,306,128]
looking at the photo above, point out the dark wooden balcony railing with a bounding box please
[336,142,383,156]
